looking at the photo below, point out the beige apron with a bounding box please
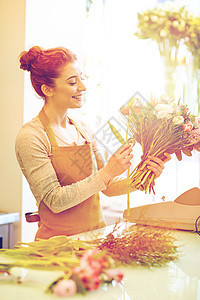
[35,108,106,240]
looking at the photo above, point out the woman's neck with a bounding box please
[43,103,69,128]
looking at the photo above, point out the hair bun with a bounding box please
[19,46,43,71]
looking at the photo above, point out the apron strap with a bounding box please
[69,118,91,144]
[38,107,92,146]
[38,108,58,147]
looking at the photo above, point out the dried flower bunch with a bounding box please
[120,96,200,193]
[97,223,178,267]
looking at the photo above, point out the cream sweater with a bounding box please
[15,116,135,213]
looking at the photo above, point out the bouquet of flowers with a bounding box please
[120,95,200,194]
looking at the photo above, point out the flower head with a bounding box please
[80,274,101,291]
[188,128,200,144]
[104,269,124,282]
[160,29,167,37]
[53,279,77,297]
[194,117,200,128]
[173,116,184,125]
[154,103,173,119]
[73,248,111,291]
[182,121,194,132]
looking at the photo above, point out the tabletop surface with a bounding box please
[0,212,19,225]
[0,225,199,300]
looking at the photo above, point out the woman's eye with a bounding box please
[69,82,77,86]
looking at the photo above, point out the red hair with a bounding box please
[19,46,77,98]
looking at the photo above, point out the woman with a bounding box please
[16,46,170,240]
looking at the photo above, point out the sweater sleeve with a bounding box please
[101,177,136,197]
[15,121,106,214]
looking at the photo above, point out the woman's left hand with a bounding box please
[145,153,171,179]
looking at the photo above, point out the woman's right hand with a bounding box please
[98,143,133,185]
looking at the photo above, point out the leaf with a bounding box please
[194,142,200,151]
[70,274,87,295]
[174,149,182,161]
[108,121,125,145]
[182,148,192,156]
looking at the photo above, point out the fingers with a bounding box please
[145,153,171,179]
[118,143,132,154]
[118,145,133,167]
[106,143,133,178]
[123,153,133,164]
[114,143,133,162]
[146,156,164,178]
[147,156,164,169]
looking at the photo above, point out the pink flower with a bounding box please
[81,274,101,291]
[188,128,200,144]
[82,248,100,260]
[73,248,110,291]
[74,263,97,278]
[79,248,110,275]
[120,105,130,115]
[53,279,77,297]
[104,269,124,282]
[73,261,101,291]
[182,121,194,132]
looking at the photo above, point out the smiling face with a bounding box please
[46,61,86,110]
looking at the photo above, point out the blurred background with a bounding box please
[0,0,200,244]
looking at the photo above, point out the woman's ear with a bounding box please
[41,84,54,97]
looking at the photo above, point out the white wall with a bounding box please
[0,0,26,244]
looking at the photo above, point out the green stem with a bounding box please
[126,120,130,216]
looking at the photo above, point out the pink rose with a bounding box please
[182,121,194,132]
[53,279,77,297]
[104,269,124,282]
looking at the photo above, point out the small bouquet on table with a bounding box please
[118,96,200,194]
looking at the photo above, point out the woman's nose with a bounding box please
[78,79,86,92]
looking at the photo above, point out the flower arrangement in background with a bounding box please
[135,2,189,56]
[119,95,200,194]
[184,15,200,113]
[184,15,200,69]
[135,1,200,107]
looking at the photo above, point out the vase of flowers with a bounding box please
[135,3,192,98]
[184,15,200,114]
